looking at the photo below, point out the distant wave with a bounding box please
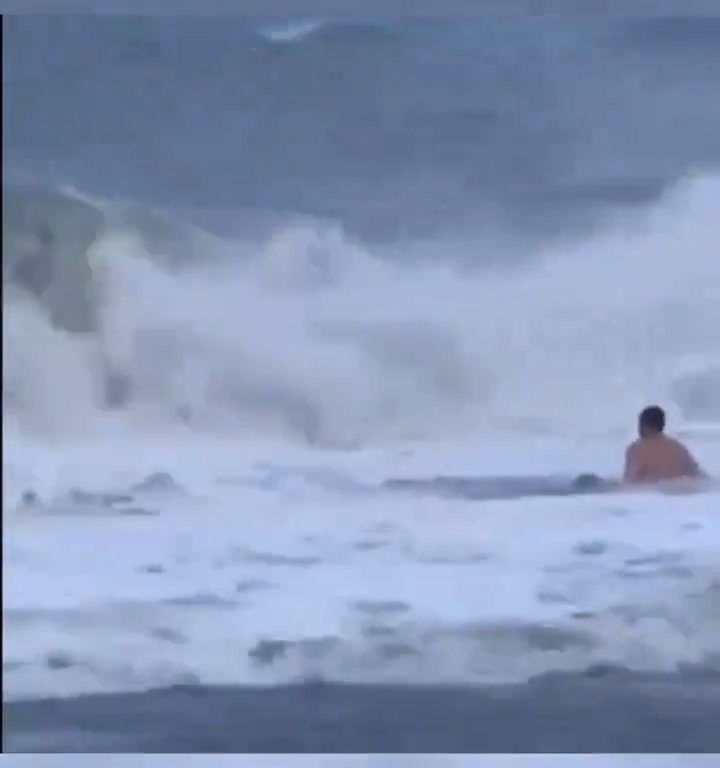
[258,20,398,46]
[258,20,325,45]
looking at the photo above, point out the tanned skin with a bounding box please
[623,406,705,485]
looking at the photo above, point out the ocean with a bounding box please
[3,11,720,753]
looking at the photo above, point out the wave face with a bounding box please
[3,16,720,442]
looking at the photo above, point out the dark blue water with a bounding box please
[5,14,720,239]
[5,671,720,752]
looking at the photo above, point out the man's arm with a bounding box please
[680,443,706,478]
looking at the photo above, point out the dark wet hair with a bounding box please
[639,405,665,433]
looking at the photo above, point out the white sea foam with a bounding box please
[3,427,720,701]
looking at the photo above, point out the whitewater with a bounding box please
[3,171,720,703]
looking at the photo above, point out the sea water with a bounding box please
[3,12,720,751]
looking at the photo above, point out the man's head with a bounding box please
[639,405,666,438]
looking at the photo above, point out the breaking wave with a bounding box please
[3,175,720,444]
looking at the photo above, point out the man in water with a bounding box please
[623,405,705,485]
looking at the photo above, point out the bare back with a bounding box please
[624,435,702,484]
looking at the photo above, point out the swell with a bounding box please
[6,17,720,240]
